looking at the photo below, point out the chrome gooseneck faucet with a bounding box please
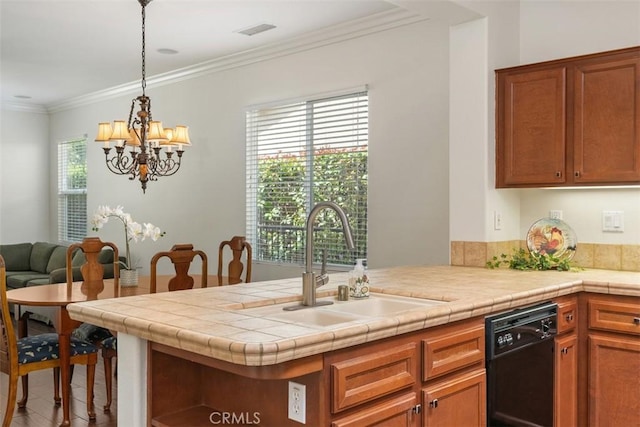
[284,201,355,311]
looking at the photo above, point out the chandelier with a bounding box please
[95,0,190,193]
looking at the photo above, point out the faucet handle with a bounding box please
[315,249,329,288]
[320,249,327,276]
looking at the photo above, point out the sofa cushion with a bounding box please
[98,248,117,264]
[72,249,87,266]
[7,272,50,289]
[30,242,58,273]
[46,245,69,273]
[0,243,33,271]
[26,277,54,286]
[73,248,117,266]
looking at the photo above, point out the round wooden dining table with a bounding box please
[6,275,216,426]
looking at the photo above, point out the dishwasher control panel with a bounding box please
[486,302,557,359]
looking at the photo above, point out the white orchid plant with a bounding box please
[90,205,165,270]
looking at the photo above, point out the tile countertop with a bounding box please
[67,265,640,366]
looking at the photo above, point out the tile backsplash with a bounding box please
[451,241,640,272]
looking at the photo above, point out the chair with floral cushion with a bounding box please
[1,254,99,427]
[100,335,118,412]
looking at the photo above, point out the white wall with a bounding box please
[515,0,640,246]
[0,108,50,243]
[48,19,451,279]
[450,0,640,246]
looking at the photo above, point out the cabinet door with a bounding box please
[422,369,486,427]
[588,334,640,426]
[331,392,418,427]
[574,56,640,184]
[554,334,578,427]
[496,67,567,187]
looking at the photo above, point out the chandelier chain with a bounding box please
[141,2,146,95]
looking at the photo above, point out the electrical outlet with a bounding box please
[549,210,563,220]
[288,381,306,424]
[494,211,502,230]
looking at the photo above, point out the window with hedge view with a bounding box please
[58,137,87,243]
[246,91,368,267]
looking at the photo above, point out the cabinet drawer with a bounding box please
[331,342,418,413]
[589,299,640,335]
[557,297,578,334]
[331,392,417,427]
[422,324,484,381]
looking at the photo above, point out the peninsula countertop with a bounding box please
[67,265,640,366]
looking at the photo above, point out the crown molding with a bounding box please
[1,101,48,114]
[45,8,427,114]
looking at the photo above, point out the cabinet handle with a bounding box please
[574,171,580,177]
[413,404,422,415]
[430,399,438,408]
[633,317,640,325]
[565,313,573,322]
[556,171,562,178]
[561,347,569,355]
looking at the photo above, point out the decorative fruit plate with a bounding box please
[526,218,577,261]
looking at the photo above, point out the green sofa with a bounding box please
[0,241,119,290]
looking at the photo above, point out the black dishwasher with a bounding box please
[485,302,558,427]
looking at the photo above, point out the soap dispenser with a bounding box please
[349,258,369,298]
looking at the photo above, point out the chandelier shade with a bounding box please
[96,0,190,193]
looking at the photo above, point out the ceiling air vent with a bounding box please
[236,23,276,36]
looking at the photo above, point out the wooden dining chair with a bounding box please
[150,244,209,293]
[1,255,99,427]
[66,237,120,413]
[218,236,252,285]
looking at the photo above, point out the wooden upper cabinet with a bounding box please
[496,46,640,188]
[497,66,567,186]
[574,55,640,183]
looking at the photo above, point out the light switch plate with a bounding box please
[549,210,563,220]
[602,211,624,232]
[494,211,502,230]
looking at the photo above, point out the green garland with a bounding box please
[486,248,577,271]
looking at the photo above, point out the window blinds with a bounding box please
[246,91,368,266]
[57,138,87,243]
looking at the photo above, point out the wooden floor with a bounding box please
[1,319,118,427]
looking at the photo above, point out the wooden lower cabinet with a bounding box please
[327,318,486,427]
[588,334,640,426]
[422,369,486,427]
[585,294,640,427]
[554,333,578,427]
